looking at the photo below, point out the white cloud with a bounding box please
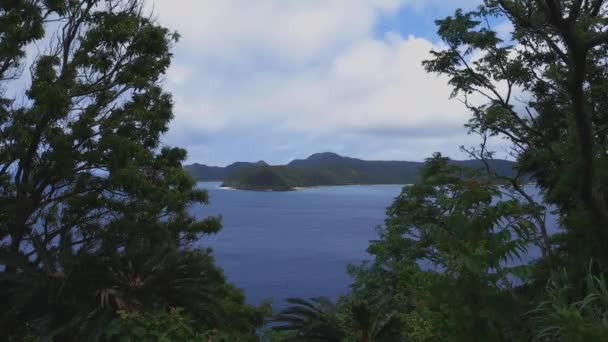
[162,38,468,134]
[495,21,515,41]
[148,0,484,162]
[152,0,404,66]
[249,35,467,133]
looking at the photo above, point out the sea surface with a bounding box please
[190,182,558,307]
[190,182,403,306]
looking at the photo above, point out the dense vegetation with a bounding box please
[0,1,266,340]
[269,0,608,341]
[2,0,608,341]
[185,160,269,182]
[189,152,518,191]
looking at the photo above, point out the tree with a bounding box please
[105,309,210,342]
[0,0,216,272]
[2,244,266,340]
[340,299,402,342]
[350,2,608,340]
[0,0,263,339]
[272,297,345,342]
[0,0,47,82]
[350,154,539,340]
[423,0,608,265]
[272,296,401,342]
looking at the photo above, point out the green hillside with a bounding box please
[221,166,306,191]
[199,152,519,191]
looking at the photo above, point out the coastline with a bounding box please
[213,183,411,192]
[213,182,537,192]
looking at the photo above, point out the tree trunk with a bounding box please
[565,29,608,238]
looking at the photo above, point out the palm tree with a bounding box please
[272,297,401,342]
[1,243,233,341]
[272,297,345,342]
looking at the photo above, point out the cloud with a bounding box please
[163,33,468,135]
[152,0,405,66]
[148,0,484,164]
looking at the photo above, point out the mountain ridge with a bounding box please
[184,152,518,190]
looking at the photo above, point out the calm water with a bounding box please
[190,182,403,306]
[190,182,558,307]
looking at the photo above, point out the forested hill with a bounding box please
[184,160,268,181]
[185,152,517,190]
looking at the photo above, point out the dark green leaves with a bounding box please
[0,1,262,339]
[352,154,538,340]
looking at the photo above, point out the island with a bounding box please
[185,152,518,191]
[221,166,303,191]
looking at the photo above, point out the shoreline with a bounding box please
[204,181,538,192]
[213,183,412,192]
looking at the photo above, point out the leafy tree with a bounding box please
[0,0,264,339]
[2,244,266,339]
[423,0,608,265]
[0,0,217,272]
[350,1,608,340]
[351,154,539,340]
[0,0,51,83]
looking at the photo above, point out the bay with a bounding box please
[190,182,403,306]
[190,182,559,307]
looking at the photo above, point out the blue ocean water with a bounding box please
[190,182,403,306]
[190,182,559,308]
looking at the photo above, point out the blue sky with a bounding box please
[149,0,512,166]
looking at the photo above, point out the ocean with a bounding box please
[190,182,402,306]
[190,182,557,307]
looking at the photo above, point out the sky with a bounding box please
[147,0,510,166]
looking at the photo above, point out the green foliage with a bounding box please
[409,2,608,338]
[2,0,608,341]
[350,154,538,340]
[272,297,345,341]
[272,296,403,342]
[326,2,608,340]
[217,152,518,191]
[106,306,267,342]
[261,329,299,342]
[105,309,208,341]
[269,1,608,340]
[223,166,304,191]
[2,244,268,339]
[423,0,608,264]
[0,0,46,82]
[0,0,265,340]
[338,298,403,342]
[532,264,608,341]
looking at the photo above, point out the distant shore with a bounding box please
[208,181,535,192]
[186,153,520,192]
[213,183,411,192]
